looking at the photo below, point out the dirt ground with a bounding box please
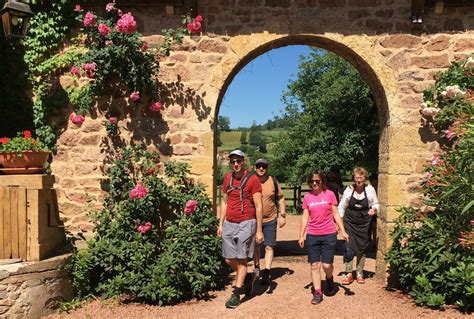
[45,215,469,319]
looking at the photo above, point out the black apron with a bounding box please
[343,188,371,254]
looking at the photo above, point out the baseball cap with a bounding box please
[255,158,268,165]
[229,149,245,158]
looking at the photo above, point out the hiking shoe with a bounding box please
[325,276,336,295]
[356,275,365,284]
[341,273,353,285]
[254,266,261,281]
[261,269,271,286]
[225,292,240,309]
[311,291,323,304]
[244,271,257,296]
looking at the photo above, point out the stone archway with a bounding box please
[211,34,394,278]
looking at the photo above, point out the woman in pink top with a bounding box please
[298,170,349,305]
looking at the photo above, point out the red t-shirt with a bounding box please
[222,171,262,223]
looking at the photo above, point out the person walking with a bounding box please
[338,167,380,285]
[298,170,349,304]
[217,150,263,309]
[252,158,286,286]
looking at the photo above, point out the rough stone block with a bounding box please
[380,34,421,48]
[411,54,450,69]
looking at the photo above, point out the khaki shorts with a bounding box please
[222,219,256,259]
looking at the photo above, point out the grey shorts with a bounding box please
[262,218,277,247]
[222,219,256,259]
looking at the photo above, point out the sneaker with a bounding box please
[244,271,257,296]
[261,269,271,286]
[325,276,336,295]
[225,292,240,309]
[311,291,323,304]
[356,275,365,284]
[341,273,353,285]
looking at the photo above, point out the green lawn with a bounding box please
[218,129,287,153]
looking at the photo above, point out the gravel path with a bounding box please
[45,216,468,319]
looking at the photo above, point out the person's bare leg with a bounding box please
[264,246,274,270]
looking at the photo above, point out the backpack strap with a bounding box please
[226,171,255,213]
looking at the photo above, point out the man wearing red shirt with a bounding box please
[218,149,263,309]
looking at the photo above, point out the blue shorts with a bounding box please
[262,218,277,247]
[306,233,337,264]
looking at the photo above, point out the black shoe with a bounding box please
[311,291,323,304]
[325,276,336,296]
[244,271,257,296]
[225,292,240,309]
[261,269,271,286]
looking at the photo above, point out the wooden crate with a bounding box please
[0,175,64,261]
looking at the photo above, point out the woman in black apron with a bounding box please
[337,167,379,284]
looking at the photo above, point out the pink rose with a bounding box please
[184,199,198,215]
[149,101,162,112]
[105,40,113,46]
[74,4,81,12]
[136,221,152,234]
[117,9,123,16]
[70,66,81,77]
[83,12,96,27]
[108,117,117,125]
[142,42,149,51]
[69,113,85,126]
[187,20,202,33]
[431,156,441,166]
[130,183,148,199]
[82,63,97,78]
[98,23,111,36]
[115,13,137,34]
[443,129,455,141]
[129,91,140,102]
[195,15,203,23]
[105,2,115,12]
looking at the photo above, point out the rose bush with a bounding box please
[386,56,474,312]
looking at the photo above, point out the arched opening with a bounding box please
[213,35,390,277]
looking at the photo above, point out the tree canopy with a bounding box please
[272,49,379,184]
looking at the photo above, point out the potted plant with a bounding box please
[0,130,49,174]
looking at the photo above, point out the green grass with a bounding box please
[218,129,288,153]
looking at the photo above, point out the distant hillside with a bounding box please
[218,129,287,153]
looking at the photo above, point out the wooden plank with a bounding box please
[10,188,19,259]
[18,188,27,261]
[0,175,54,190]
[3,188,11,259]
[0,188,4,259]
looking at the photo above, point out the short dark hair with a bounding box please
[307,170,327,190]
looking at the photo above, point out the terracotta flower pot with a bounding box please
[0,151,49,169]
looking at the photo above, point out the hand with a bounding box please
[256,231,264,245]
[217,225,222,237]
[278,216,286,228]
[368,208,376,216]
[342,231,349,241]
[298,236,305,248]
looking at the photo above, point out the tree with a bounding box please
[217,116,231,131]
[272,49,379,185]
[240,131,248,144]
[248,130,267,153]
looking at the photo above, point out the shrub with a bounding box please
[386,57,474,312]
[69,145,225,304]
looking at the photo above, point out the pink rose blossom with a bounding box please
[115,13,137,34]
[83,12,96,27]
[440,85,465,99]
[129,91,140,102]
[70,66,81,77]
[149,101,162,112]
[69,113,85,126]
[187,19,202,33]
[431,156,441,166]
[105,40,113,46]
[98,23,111,36]
[136,221,152,234]
[74,4,81,12]
[108,117,117,125]
[142,42,149,50]
[105,2,116,12]
[420,106,440,117]
[443,129,455,141]
[82,63,97,78]
[184,199,198,215]
[117,9,123,16]
[130,183,148,199]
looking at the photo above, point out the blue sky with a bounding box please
[219,45,313,129]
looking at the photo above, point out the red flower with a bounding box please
[0,137,9,144]
[74,4,81,12]
[129,183,148,199]
[115,13,137,34]
[149,101,162,112]
[184,199,198,215]
[70,113,85,126]
[108,117,117,125]
[136,221,152,234]
[23,130,32,139]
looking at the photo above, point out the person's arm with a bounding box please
[338,186,351,217]
[278,190,286,227]
[253,192,264,244]
[367,185,380,216]
[217,193,227,237]
[298,208,309,248]
[332,206,349,241]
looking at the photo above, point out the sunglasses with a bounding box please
[230,159,243,164]
[311,179,322,184]
[256,164,267,169]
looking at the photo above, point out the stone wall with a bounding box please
[0,255,73,319]
[50,1,474,278]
